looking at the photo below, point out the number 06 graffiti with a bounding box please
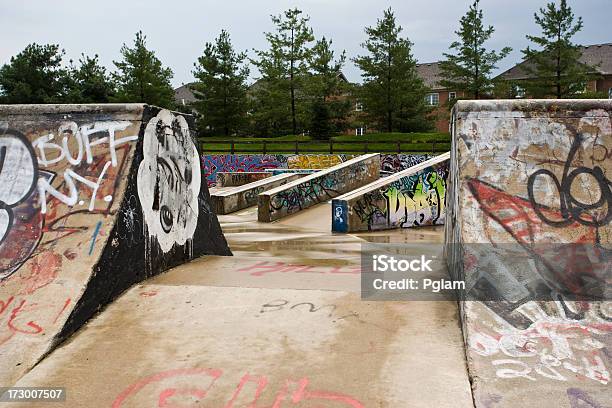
[527,134,611,228]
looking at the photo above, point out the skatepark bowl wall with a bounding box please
[445,99,611,407]
[211,173,304,214]
[0,104,231,386]
[332,152,450,233]
[258,154,381,222]
[216,171,271,187]
[201,153,432,186]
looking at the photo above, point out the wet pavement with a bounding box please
[8,203,473,407]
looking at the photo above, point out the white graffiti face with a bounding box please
[0,133,38,245]
[137,110,201,253]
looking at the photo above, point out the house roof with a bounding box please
[498,43,612,81]
[174,83,198,104]
[416,62,446,90]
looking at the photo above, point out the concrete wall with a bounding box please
[0,104,230,386]
[202,154,431,186]
[445,100,611,407]
[216,171,271,187]
[332,153,449,232]
[258,154,381,222]
[202,154,355,186]
[211,173,303,214]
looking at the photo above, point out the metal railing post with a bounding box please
[230,141,235,154]
[295,140,299,154]
[396,141,401,153]
[329,140,333,154]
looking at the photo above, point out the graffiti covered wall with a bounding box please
[379,154,432,174]
[202,154,431,186]
[202,154,356,186]
[258,154,381,222]
[0,105,230,386]
[216,172,272,187]
[332,153,449,232]
[445,100,611,407]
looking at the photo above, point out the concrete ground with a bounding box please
[8,203,474,407]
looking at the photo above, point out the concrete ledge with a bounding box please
[258,154,381,222]
[332,153,450,232]
[212,173,304,214]
[216,172,272,187]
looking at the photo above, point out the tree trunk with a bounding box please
[556,24,562,98]
[387,39,393,133]
[290,28,297,135]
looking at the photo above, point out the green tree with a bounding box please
[310,99,332,140]
[521,0,594,98]
[252,8,314,135]
[192,30,250,137]
[66,54,115,103]
[353,8,432,133]
[439,0,511,99]
[308,37,351,134]
[0,43,68,103]
[112,31,175,108]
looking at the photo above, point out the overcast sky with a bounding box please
[1,0,610,87]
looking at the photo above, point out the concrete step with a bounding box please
[211,173,304,214]
[332,153,450,232]
[258,154,381,222]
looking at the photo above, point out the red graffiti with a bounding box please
[0,296,71,345]
[16,252,62,295]
[467,179,605,296]
[112,368,365,408]
[237,261,361,277]
[467,178,597,246]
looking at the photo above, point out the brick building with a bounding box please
[416,62,460,133]
[497,43,612,98]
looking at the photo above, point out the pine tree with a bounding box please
[192,30,250,137]
[310,99,332,140]
[0,44,68,103]
[521,0,594,98]
[308,37,351,134]
[353,8,432,133]
[439,0,511,99]
[66,54,115,103]
[112,31,175,108]
[252,8,314,135]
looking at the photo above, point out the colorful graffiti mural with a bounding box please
[202,154,358,187]
[202,154,429,186]
[333,154,449,232]
[380,154,432,174]
[258,154,381,222]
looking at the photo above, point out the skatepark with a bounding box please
[0,100,610,407]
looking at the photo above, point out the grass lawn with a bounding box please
[199,132,450,154]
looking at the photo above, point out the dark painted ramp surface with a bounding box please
[0,104,231,386]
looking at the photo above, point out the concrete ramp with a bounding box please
[258,154,380,222]
[0,104,231,386]
[216,171,271,187]
[211,173,304,214]
[445,100,611,407]
[332,153,449,232]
